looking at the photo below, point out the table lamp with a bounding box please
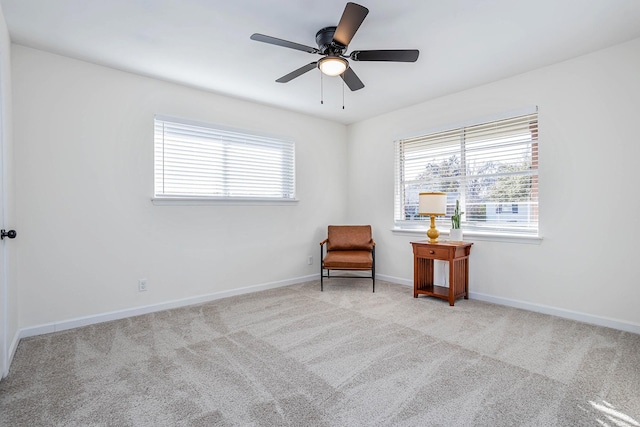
[419,192,447,243]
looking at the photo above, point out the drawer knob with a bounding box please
[429,250,435,254]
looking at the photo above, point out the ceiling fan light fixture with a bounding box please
[318,56,348,76]
[251,2,418,91]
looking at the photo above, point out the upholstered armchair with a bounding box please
[319,225,375,292]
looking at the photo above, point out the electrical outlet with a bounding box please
[138,279,148,292]
[307,256,313,265]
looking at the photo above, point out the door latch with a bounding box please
[1,229,16,240]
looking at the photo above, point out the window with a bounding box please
[154,116,295,201]
[394,110,538,235]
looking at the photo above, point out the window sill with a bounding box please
[152,197,299,206]
[391,227,542,244]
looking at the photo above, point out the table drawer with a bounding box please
[414,246,451,259]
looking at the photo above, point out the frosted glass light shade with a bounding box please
[318,57,348,76]
[419,192,447,215]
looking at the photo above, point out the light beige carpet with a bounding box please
[1,279,639,426]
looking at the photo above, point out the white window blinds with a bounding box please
[154,116,295,200]
[395,110,539,234]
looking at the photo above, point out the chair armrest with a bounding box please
[320,239,328,246]
[371,239,376,246]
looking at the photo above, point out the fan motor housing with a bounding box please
[315,26,345,54]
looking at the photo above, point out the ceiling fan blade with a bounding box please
[333,2,369,47]
[250,33,319,54]
[350,50,420,62]
[340,67,365,91]
[276,62,318,83]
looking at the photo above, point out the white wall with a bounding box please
[347,37,640,330]
[12,45,348,329]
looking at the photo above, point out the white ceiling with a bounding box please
[2,0,640,124]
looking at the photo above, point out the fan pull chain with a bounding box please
[342,79,345,110]
[320,73,324,105]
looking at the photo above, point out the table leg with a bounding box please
[464,257,469,299]
[449,258,455,306]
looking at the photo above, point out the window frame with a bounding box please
[394,108,539,238]
[152,115,297,205]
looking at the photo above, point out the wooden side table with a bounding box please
[410,241,473,306]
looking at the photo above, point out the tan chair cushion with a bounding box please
[323,250,373,270]
[327,225,373,251]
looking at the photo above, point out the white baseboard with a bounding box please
[380,277,640,335]
[468,291,640,335]
[17,274,320,341]
[376,274,412,287]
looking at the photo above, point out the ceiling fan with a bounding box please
[250,2,419,91]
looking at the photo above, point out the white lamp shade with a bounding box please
[318,57,348,76]
[419,192,447,215]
